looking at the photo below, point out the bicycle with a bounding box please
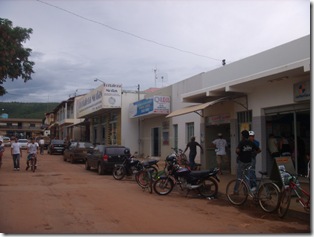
[135,166,156,193]
[277,171,310,218]
[171,147,201,171]
[226,164,280,213]
[27,154,37,172]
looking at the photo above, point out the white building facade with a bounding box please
[136,35,310,176]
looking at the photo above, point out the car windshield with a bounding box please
[18,139,28,143]
[51,140,64,144]
[78,142,93,148]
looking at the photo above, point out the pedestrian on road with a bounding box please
[0,140,4,168]
[234,130,261,193]
[39,137,45,155]
[11,138,22,171]
[26,138,38,170]
[183,136,203,170]
[248,131,261,190]
[211,133,228,175]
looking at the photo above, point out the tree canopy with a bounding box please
[0,18,35,95]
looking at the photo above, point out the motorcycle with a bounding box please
[112,153,159,180]
[26,154,37,172]
[153,153,220,197]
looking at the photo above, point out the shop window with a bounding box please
[186,122,194,144]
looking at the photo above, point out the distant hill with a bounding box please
[0,102,59,119]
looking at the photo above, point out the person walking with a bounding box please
[39,137,45,155]
[183,136,203,170]
[248,131,261,190]
[26,138,38,170]
[11,138,22,171]
[211,133,228,175]
[234,130,261,193]
[0,140,4,168]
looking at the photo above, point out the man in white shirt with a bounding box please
[212,133,228,175]
[11,137,22,171]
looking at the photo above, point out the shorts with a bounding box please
[216,154,227,165]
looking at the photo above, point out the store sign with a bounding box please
[129,96,170,118]
[294,80,310,102]
[206,113,230,125]
[77,84,122,118]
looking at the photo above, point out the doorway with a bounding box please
[265,110,310,175]
[205,123,231,173]
[151,127,161,157]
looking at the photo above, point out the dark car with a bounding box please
[48,139,66,155]
[63,141,94,163]
[85,145,129,175]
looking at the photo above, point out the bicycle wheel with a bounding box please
[258,182,280,213]
[198,177,218,198]
[277,187,292,218]
[226,179,248,205]
[153,177,174,195]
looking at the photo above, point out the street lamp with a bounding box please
[94,78,105,85]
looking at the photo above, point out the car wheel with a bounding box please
[97,163,104,175]
[85,160,90,170]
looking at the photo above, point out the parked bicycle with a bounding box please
[226,164,280,213]
[135,166,156,193]
[171,147,201,171]
[277,171,310,218]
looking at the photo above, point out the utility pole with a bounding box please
[137,84,141,157]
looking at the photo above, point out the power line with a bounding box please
[36,0,222,62]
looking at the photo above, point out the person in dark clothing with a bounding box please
[234,130,261,193]
[183,136,203,170]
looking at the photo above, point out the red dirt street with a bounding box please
[0,149,310,234]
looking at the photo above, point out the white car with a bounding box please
[17,139,29,150]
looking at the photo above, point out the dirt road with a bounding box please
[0,149,310,234]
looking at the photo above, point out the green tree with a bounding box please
[0,18,35,95]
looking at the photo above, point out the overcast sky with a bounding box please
[0,0,310,103]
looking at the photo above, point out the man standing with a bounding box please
[235,130,261,193]
[11,138,22,171]
[268,134,280,158]
[248,131,261,190]
[183,136,203,170]
[39,137,45,155]
[212,133,228,175]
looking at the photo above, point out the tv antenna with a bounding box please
[153,67,168,88]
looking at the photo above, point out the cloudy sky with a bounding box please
[0,0,310,103]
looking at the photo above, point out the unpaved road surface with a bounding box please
[0,149,310,234]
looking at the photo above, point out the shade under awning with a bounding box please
[166,97,227,118]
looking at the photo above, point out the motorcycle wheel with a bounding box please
[135,170,150,188]
[198,177,218,197]
[153,177,174,195]
[112,166,126,180]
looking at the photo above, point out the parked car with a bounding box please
[17,139,29,150]
[85,145,129,175]
[63,141,94,163]
[2,136,11,147]
[47,139,66,155]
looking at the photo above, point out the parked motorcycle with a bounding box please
[112,151,159,180]
[153,153,220,197]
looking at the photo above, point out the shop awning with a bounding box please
[166,97,228,118]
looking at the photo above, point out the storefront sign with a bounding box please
[77,84,122,118]
[129,96,170,118]
[206,113,230,125]
[294,80,310,102]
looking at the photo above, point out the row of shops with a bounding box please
[49,35,310,176]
